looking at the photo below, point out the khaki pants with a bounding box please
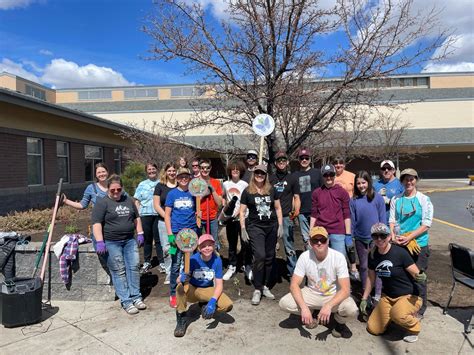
[367,294,422,335]
[176,283,233,314]
[279,287,358,324]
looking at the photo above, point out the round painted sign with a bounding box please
[176,228,198,252]
[252,114,275,137]
[188,178,209,197]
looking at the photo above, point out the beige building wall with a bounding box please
[112,90,124,101]
[56,91,78,103]
[0,74,17,90]
[430,75,474,89]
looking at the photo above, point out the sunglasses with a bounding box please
[310,237,328,245]
[371,233,389,240]
[200,166,211,170]
[192,164,199,167]
[254,171,266,176]
[380,167,393,171]
[110,188,122,193]
[276,158,287,163]
[247,155,257,160]
[299,156,310,161]
[177,175,190,180]
[323,173,335,178]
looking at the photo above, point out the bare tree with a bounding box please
[143,0,453,162]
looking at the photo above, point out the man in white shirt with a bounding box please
[279,226,358,338]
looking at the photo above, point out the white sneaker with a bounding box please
[158,263,166,274]
[262,286,275,300]
[403,335,418,343]
[140,262,152,274]
[223,266,237,281]
[251,290,261,305]
[164,273,170,285]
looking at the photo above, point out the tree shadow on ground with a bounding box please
[184,303,235,330]
[279,313,333,340]
[140,273,158,299]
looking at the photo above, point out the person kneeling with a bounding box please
[360,223,426,343]
[174,234,233,337]
[279,226,358,338]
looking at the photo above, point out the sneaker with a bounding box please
[169,295,177,308]
[158,263,166,274]
[134,300,147,310]
[262,286,275,300]
[140,261,152,274]
[350,270,360,281]
[403,334,419,343]
[164,273,170,285]
[332,322,353,339]
[251,290,262,305]
[223,265,237,281]
[124,304,139,315]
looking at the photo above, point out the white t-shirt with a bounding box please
[294,248,349,296]
[223,180,248,218]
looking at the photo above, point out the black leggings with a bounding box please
[141,215,163,264]
[247,222,277,290]
[226,219,252,267]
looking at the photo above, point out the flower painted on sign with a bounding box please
[255,115,272,131]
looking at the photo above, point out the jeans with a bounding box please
[329,234,347,258]
[201,218,220,250]
[355,239,382,298]
[104,238,142,308]
[157,220,171,274]
[170,249,183,296]
[282,216,297,275]
[298,214,311,246]
[141,215,163,264]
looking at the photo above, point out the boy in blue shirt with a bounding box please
[174,234,233,337]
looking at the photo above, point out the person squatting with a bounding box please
[61,153,432,342]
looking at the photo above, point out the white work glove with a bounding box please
[383,196,391,205]
[241,227,250,244]
[277,224,284,239]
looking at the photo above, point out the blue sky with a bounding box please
[0,0,472,88]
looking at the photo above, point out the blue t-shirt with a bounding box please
[350,193,386,241]
[373,178,404,224]
[134,179,159,216]
[165,188,197,234]
[80,183,107,208]
[189,253,223,288]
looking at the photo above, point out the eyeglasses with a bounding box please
[371,234,389,240]
[380,167,393,171]
[192,164,199,167]
[247,155,257,160]
[200,166,211,171]
[299,156,310,161]
[310,237,328,245]
[110,188,122,193]
[323,173,335,178]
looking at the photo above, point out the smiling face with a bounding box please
[199,240,215,259]
[380,165,395,182]
[310,236,329,257]
[108,182,122,201]
[246,154,257,168]
[177,173,191,188]
[372,233,390,250]
[402,175,417,194]
[200,163,211,178]
[275,157,288,172]
[323,172,335,188]
[166,166,177,182]
[253,169,267,184]
[95,167,108,182]
[299,155,311,170]
[191,160,200,175]
[146,164,158,180]
[356,177,369,195]
[333,160,345,176]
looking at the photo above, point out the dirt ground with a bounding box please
[29,212,473,309]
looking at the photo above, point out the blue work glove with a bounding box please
[202,297,217,319]
[345,234,353,247]
[179,272,190,284]
[168,234,177,255]
[137,232,145,247]
[95,241,107,255]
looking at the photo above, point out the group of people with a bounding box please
[61,149,433,342]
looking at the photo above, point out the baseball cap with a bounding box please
[370,223,390,235]
[400,168,419,181]
[247,149,258,156]
[176,167,191,176]
[275,151,288,160]
[254,164,267,174]
[380,160,395,169]
[198,234,215,247]
[298,148,312,157]
[321,164,336,175]
[310,226,328,239]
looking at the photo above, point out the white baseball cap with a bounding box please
[380,160,395,169]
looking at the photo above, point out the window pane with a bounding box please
[28,156,42,185]
[85,159,94,181]
[85,145,102,159]
[171,88,182,97]
[27,138,41,154]
[78,91,89,100]
[58,157,69,182]
[113,148,121,159]
[57,141,68,156]
[124,89,134,98]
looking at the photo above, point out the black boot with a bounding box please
[174,311,187,337]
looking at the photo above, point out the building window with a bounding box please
[114,148,122,174]
[57,141,70,183]
[84,145,103,181]
[25,85,46,101]
[78,90,112,101]
[170,86,205,97]
[27,137,43,185]
[124,88,158,99]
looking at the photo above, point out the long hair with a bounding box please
[247,172,272,195]
[226,160,246,179]
[159,162,177,183]
[94,162,109,181]
[353,170,375,202]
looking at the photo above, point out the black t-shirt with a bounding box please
[241,187,278,226]
[368,245,418,298]
[91,194,139,241]
[154,183,173,220]
[291,168,322,215]
[269,171,299,217]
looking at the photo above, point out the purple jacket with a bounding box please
[311,184,350,234]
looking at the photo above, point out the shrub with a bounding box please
[121,161,147,196]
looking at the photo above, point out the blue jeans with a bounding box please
[329,234,347,258]
[104,238,142,308]
[282,216,297,275]
[201,218,220,250]
[170,249,183,296]
[298,214,311,245]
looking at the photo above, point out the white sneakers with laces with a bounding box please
[223,265,237,281]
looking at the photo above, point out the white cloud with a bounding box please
[39,49,53,56]
[0,0,38,10]
[0,57,134,88]
[422,62,474,73]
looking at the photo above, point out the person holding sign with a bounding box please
[165,167,198,308]
[174,234,233,337]
[240,164,283,306]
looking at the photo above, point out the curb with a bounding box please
[422,187,474,194]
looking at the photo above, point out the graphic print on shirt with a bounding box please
[255,196,272,220]
[193,267,215,282]
[174,196,193,209]
[115,204,131,217]
[299,175,311,193]
[274,180,288,193]
[375,260,393,277]
[228,187,241,200]
[308,268,332,295]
